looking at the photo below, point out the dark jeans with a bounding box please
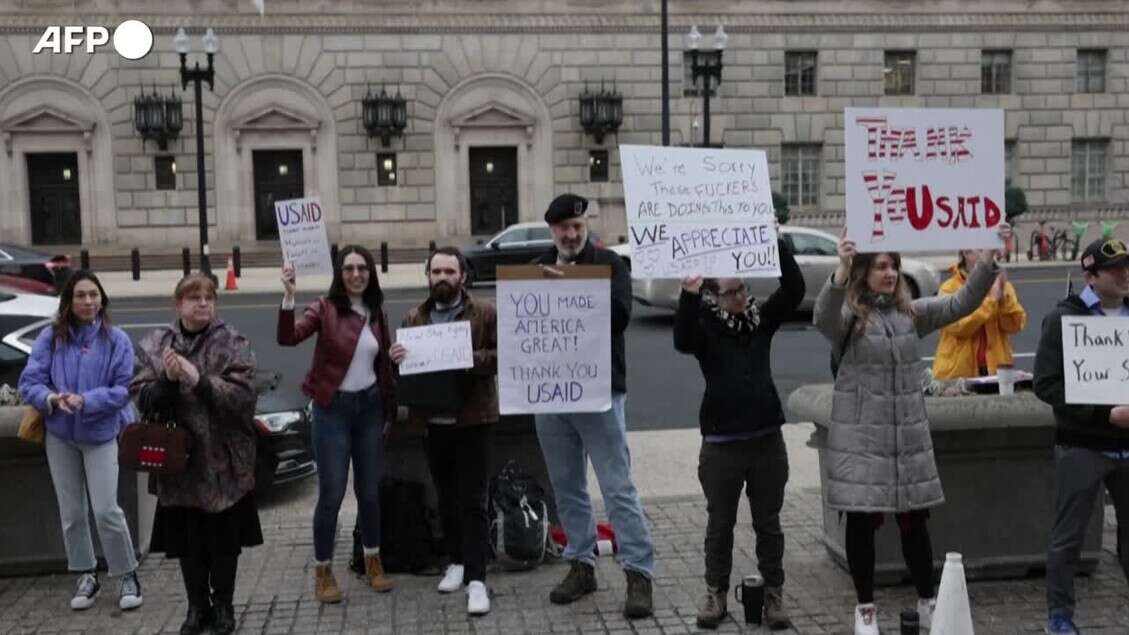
[697,430,789,590]
[426,423,490,582]
[311,386,385,562]
[845,510,934,604]
[1046,445,1129,619]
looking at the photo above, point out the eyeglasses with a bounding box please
[341,264,369,274]
[717,286,747,299]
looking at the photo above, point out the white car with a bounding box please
[608,226,941,311]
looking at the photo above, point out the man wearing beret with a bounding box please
[532,193,655,619]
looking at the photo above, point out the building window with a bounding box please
[154,156,176,190]
[1075,49,1106,93]
[981,50,1012,94]
[784,51,818,96]
[781,144,821,207]
[589,150,609,182]
[377,152,397,186]
[1072,140,1106,202]
[1005,141,1016,187]
[883,51,916,96]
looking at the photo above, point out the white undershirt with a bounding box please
[340,300,379,392]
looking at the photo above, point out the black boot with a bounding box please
[179,558,212,635]
[623,569,654,619]
[178,605,212,635]
[210,555,239,635]
[212,603,236,635]
[549,560,597,605]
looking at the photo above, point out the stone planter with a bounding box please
[786,385,1103,583]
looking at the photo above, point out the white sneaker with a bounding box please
[118,572,143,610]
[917,597,936,630]
[438,564,464,593]
[466,580,490,615]
[70,572,100,610]
[854,603,879,635]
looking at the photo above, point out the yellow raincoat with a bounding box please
[931,264,1027,379]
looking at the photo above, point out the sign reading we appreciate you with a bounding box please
[274,196,332,276]
[395,322,474,376]
[497,265,611,414]
[620,145,780,279]
[1062,316,1129,405]
[845,107,1005,252]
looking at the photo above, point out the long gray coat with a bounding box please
[813,261,997,512]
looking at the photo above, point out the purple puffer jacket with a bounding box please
[18,321,135,444]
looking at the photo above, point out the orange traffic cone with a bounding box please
[224,256,238,291]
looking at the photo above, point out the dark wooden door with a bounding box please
[469,146,518,235]
[26,153,81,245]
[252,150,304,240]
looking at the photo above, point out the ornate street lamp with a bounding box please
[175,26,218,279]
[362,85,408,146]
[579,80,623,145]
[686,24,727,147]
[132,84,182,150]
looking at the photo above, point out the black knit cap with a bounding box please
[545,193,588,224]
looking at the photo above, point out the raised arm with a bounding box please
[758,238,806,328]
[277,298,324,346]
[912,260,998,336]
[674,277,705,355]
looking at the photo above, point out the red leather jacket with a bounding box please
[277,297,396,420]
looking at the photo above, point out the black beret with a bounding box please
[545,193,588,224]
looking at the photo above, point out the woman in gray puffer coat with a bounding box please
[813,226,1009,635]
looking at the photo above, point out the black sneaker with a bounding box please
[548,561,597,604]
[623,569,653,619]
[70,572,100,610]
[118,571,143,610]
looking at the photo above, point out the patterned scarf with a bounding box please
[862,291,898,310]
[703,293,761,334]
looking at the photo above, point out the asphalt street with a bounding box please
[108,265,1076,431]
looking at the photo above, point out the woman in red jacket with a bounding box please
[277,246,396,604]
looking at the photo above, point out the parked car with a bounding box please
[0,244,72,294]
[460,222,605,285]
[608,226,941,311]
[0,290,314,491]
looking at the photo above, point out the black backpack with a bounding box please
[829,315,858,378]
[350,477,439,574]
[488,460,549,571]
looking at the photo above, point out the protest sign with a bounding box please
[620,144,779,279]
[395,322,474,376]
[844,107,1005,253]
[497,265,611,414]
[275,196,332,276]
[1061,315,1129,405]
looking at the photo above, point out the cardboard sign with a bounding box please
[620,144,780,279]
[395,322,474,376]
[275,197,332,276]
[1062,315,1129,405]
[845,108,1005,253]
[497,265,611,414]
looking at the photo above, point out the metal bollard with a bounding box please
[80,249,90,271]
[232,245,242,277]
[181,248,191,277]
[330,243,339,269]
[618,235,626,244]
[380,242,389,273]
[428,240,436,254]
[130,248,140,281]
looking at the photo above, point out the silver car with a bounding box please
[609,226,940,311]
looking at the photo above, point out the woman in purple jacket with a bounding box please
[18,271,142,612]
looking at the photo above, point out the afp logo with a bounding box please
[33,19,153,60]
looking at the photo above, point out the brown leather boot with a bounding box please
[364,554,394,593]
[314,565,342,604]
[764,586,792,630]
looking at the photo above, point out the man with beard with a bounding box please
[389,246,497,616]
[531,193,655,619]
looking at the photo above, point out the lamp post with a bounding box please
[175,27,218,280]
[660,0,670,145]
[685,25,727,147]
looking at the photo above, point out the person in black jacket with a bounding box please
[531,193,655,620]
[1034,238,1129,635]
[674,237,804,630]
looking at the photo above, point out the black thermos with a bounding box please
[733,574,764,624]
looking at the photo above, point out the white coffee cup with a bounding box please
[997,364,1016,396]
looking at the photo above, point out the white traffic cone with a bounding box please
[930,552,974,634]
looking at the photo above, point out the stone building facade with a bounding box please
[0,0,1126,253]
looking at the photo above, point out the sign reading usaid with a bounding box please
[274,197,332,276]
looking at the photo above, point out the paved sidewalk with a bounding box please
[1,425,1127,633]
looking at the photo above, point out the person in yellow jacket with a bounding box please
[932,250,1027,379]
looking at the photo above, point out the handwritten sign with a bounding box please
[395,322,474,376]
[497,265,611,414]
[845,108,1005,253]
[275,196,332,276]
[1062,316,1129,405]
[620,145,780,279]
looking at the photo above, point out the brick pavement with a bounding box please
[1,478,1126,634]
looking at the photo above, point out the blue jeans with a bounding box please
[534,393,655,577]
[310,386,384,562]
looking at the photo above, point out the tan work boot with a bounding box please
[364,554,394,592]
[695,586,728,629]
[764,586,792,630]
[314,565,342,604]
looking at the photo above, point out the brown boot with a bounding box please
[314,565,342,604]
[695,586,727,629]
[364,554,394,593]
[764,586,792,630]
